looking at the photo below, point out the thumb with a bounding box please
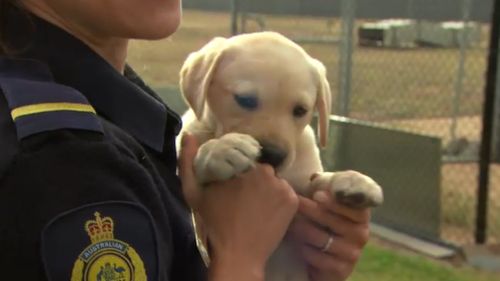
[178,133,200,209]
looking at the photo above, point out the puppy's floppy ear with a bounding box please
[310,58,332,148]
[180,37,227,119]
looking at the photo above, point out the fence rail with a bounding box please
[183,0,493,22]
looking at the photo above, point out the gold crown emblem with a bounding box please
[85,212,114,243]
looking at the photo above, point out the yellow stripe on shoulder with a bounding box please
[11,102,97,121]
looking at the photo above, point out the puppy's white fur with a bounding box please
[178,32,383,281]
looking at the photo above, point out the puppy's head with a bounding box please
[180,32,331,170]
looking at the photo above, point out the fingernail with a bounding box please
[313,191,329,203]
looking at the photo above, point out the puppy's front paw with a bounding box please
[311,171,383,208]
[195,133,261,183]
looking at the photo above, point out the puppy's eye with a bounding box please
[234,94,259,111]
[293,105,308,118]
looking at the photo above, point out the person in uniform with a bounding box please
[0,1,373,281]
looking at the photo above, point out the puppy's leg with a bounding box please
[310,171,383,208]
[195,132,261,184]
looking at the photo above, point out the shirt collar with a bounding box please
[6,11,179,152]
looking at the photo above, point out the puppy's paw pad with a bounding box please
[220,133,261,159]
[313,171,383,208]
[195,133,260,183]
[335,191,370,207]
[331,171,383,208]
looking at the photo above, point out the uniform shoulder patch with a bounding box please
[41,202,159,281]
[0,58,103,139]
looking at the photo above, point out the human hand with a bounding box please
[179,134,299,280]
[289,191,370,281]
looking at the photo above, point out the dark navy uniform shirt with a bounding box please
[0,10,206,281]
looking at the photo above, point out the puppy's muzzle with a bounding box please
[258,142,287,168]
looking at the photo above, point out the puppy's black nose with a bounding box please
[258,143,287,168]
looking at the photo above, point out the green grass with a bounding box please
[349,243,499,281]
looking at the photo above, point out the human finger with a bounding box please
[298,196,370,246]
[311,191,371,224]
[178,133,200,208]
[300,245,353,281]
[289,217,361,261]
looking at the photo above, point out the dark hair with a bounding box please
[0,0,29,55]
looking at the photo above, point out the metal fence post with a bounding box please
[230,0,240,35]
[337,0,356,116]
[476,0,500,244]
[450,0,473,143]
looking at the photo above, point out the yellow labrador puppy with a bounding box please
[178,31,383,281]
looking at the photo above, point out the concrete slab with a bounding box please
[370,223,457,259]
[463,245,500,272]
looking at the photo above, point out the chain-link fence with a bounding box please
[128,0,498,248]
[346,0,495,246]
[343,0,492,246]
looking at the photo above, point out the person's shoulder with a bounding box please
[0,60,181,281]
[0,91,20,178]
[0,57,106,176]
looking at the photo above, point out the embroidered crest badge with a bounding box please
[70,212,148,281]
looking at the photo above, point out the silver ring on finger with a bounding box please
[321,235,334,252]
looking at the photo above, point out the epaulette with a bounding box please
[0,58,103,140]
